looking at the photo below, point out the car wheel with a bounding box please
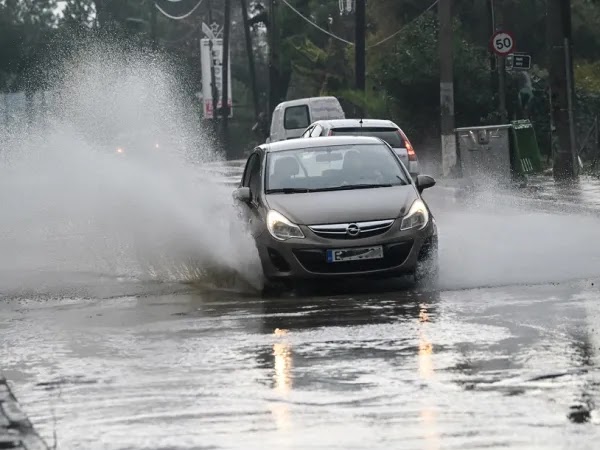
[414,239,439,287]
[414,256,439,287]
[261,278,293,297]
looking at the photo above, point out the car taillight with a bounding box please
[406,140,417,161]
[397,130,417,161]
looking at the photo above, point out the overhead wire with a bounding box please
[279,0,439,50]
[279,0,354,45]
[155,0,206,20]
[367,0,439,48]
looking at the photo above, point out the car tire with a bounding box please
[413,238,439,287]
[414,256,439,287]
[261,278,293,297]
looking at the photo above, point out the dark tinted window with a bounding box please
[331,127,404,148]
[249,157,262,196]
[266,143,409,192]
[243,153,260,187]
[284,105,310,130]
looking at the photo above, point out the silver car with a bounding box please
[300,118,420,176]
[233,136,438,292]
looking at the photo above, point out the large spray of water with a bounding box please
[432,185,600,290]
[0,41,262,295]
[3,37,599,298]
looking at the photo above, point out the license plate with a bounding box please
[326,246,384,263]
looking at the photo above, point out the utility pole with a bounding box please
[221,0,231,152]
[355,0,366,116]
[241,0,260,120]
[439,0,456,177]
[495,0,508,123]
[150,1,157,51]
[548,0,577,179]
[207,0,219,138]
[487,0,497,94]
[268,0,278,123]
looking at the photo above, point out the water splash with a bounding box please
[0,39,262,295]
[432,183,600,290]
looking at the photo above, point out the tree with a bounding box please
[0,0,59,91]
[369,11,493,140]
[60,0,96,27]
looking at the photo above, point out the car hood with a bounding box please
[265,186,418,225]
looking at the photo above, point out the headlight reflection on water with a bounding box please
[270,328,293,432]
[418,304,441,450]
[273,330,293,395]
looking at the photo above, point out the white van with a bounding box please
[267,96,345,143]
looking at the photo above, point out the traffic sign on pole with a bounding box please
[512,53,531,70]
[490,30,515,56]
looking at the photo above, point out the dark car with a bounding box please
[232,136,438,290]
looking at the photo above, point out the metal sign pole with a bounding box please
[564,37,578,173]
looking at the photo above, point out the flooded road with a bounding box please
[3,170,600,449]
[3,274,600,449]
[3,44,600,449]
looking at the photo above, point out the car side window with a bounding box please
[310,124,323,137]
[270,108,281,136]
[247,154,262,198]
[301,126,313,138]
[242,153,260,187]
[284,105,310,130]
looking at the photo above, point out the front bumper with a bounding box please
[255,218,436,281]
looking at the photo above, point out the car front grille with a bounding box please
[308,219,394,240]
[293,240,414,274]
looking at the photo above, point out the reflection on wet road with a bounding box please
[2,278,600,449]
[4,161,600,448]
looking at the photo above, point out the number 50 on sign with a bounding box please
[490,31,515,56]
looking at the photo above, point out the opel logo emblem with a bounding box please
[346,223,360,237]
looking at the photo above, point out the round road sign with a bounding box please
[490,31,515,56]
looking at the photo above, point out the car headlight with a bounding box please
[400,199,429,231]
[267,210,305,241]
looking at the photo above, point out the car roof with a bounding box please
[261,136,385,153]
[274,96,340,109]
[312,118,399,129]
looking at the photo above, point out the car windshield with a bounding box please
[330,127,404,148]
[265,143,410,193]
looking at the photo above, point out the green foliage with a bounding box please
[5,0,600,158]
[575,61,600,93]
[61,0,96,27]
[369,12,493,140]
[335,88,390,118]
[272,0,354,101]
[0,0,60,90]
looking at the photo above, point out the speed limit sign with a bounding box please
[490,31,515,56]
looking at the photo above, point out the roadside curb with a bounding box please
[1,378,49,450]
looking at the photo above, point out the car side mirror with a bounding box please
[416,175,436,193]
[233,187,251,203]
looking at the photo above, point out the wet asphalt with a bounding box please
[2,276,600,449]
[2,173,600,449]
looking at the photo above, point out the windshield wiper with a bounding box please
[266,188,312,194]
[311,183,396,192]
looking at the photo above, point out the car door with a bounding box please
[238,150,265,237]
